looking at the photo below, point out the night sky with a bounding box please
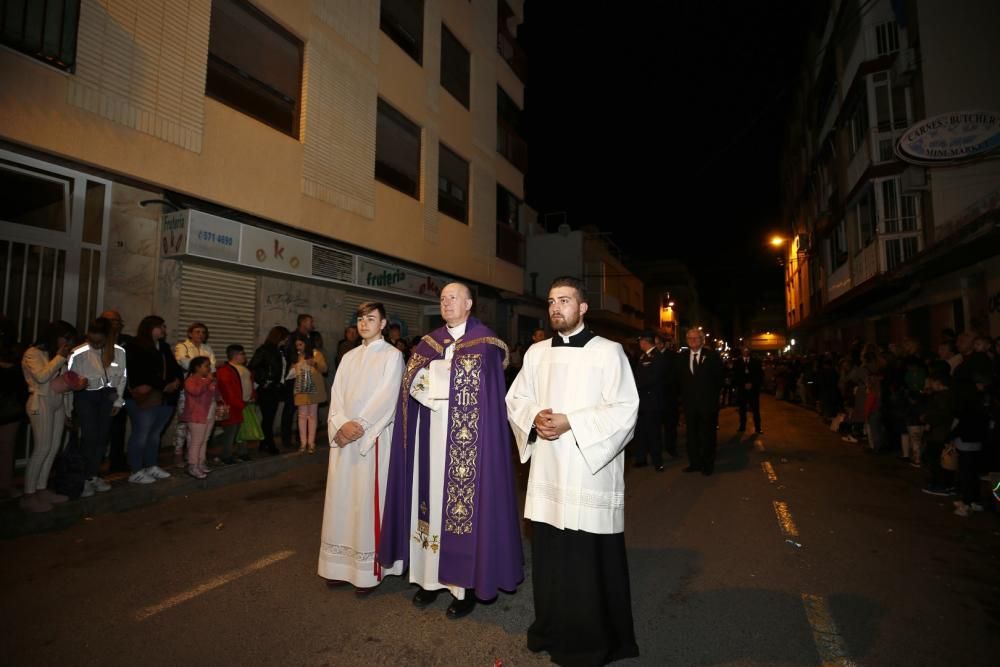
[521,1,821,327]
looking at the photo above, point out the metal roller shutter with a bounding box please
[179,263,259,354]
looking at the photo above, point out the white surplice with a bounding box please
[505,334,639,534]
[318,339,404,587]
[404,322,466,599]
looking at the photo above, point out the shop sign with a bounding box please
[239,225,312,278]
[357,257,447,300]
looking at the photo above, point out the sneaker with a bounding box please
[39,488,69,504]
[187,465,207,480]
[19,493,53,513]
[842,435,859,443]
[146,466,172,480]
[91,477,112,493]
[198,464,212,475]
[128,470,156,484]
[922,485,950,497]
[80,480,96,498]
[954,503,970,517]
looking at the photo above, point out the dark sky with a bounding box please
[521,1,821,323]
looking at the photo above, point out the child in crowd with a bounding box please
[181,356,217,479]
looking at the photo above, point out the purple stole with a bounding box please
[378,317,524,599]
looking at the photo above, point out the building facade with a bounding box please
[1,0,532,352]
[778,0,1000,353]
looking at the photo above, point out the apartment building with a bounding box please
[0,0,532,350]
[778,0,1000,352]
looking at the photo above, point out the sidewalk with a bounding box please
[1,444,329,539]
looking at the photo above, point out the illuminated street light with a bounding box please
[770,235,786,247]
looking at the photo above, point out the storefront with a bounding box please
[159,209,452,354]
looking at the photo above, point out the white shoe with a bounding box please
[146,466,172,480]
[91,477,112,493]
[80,480,95,498]
[128,470,156,484]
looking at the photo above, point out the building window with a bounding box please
[206,0,303,138]
[438,144,469,223]
[0,161,70,232]
[496,184,524,266]
[375,99,421,199]
[848,97,869,157]
[497,86,528,172]
[381,0,423,65]
[874,21,899,57]
[828,219,848,270]
[857,189,876,248]
[884,236,918,271]
[441,25,470,108]
[872,71,908,133]
[0,0,79,71]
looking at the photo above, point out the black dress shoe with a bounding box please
[655,465,665,472]
[412,588,440,607]
[445,594,476,619]
[683,466,700,473]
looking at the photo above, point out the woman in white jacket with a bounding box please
[21,321,85,512]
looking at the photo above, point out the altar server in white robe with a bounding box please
[506,275,641,666]
[318,302,404,592]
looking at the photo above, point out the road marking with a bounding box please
[801,593,858,666]
[136,550,295,621]
[773,500,799,537]
[762,461,778,482]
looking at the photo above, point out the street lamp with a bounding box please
[770,235,786,247]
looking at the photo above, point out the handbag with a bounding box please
[293,364,316,395]
[50,370,82,394]
[940,442,959,471]
[237,404,264,442]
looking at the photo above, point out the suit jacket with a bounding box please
[679,347,722,414]
[733,356,763,392]
[634,347,666,410]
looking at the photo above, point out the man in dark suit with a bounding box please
[734,345,763,434]
[679,328,723,475]
[633,331,667,471]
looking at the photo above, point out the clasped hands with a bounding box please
[333,420,365,447]
[532,408,570,441]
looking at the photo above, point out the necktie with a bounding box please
[691,351,698,374]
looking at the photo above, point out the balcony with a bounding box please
[496,222,525,267]
[847,127,903,194]
[827,262,852,302]
[852,241,880,286]
[497,31,527,82]
[497,121,528,173]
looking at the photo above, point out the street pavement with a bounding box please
[3,395,999,666]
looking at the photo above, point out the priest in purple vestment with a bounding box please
[378,282,523,619]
